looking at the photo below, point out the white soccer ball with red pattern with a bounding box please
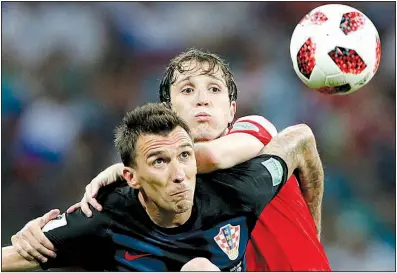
[290,4,381,95]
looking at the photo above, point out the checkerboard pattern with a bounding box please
[214,224,240,260]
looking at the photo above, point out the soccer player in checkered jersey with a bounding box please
[11,49,331,271]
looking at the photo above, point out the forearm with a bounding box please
[259,125,309,179]
[110,163,125,179]
[295,146,324,239]
[2,246,40,271]
[194,133,264,173]
[260,124,324,238]
[194,142,220,174]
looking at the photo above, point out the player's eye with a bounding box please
[153,158,165,166]
[209,86,221,93]
[180,151,191,161]
[181,87,194,94]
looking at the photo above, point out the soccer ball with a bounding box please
[290,4,381,95]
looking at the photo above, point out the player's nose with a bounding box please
[196,89,209,107]
[170,161,185,183]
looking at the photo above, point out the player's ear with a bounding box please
[228,101,237,123]
[123,167,140,189]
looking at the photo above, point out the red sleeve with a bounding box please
[227,115,278,145]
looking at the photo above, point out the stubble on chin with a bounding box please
[191,124,214,142]
[193,126,228,143]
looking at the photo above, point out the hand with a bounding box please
[11,209,60,263]
[181,258,221,271]
[66,163,124,217]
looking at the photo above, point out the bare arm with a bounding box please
[194,115,277,173]
[2,246,40,271]
[194,133,264,173]
[260,124,324,239]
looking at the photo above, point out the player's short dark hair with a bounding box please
[115,103,192,168]
[159,48,238,103]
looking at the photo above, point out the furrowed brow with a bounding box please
[146,150,165,158]
[179,143,193,150]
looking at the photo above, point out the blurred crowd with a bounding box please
[2,2,395,271]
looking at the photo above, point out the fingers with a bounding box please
[28,220,56,254]
[21,229,55,261]
[11,234,35,262]
[11,210,60,263]
[12,232,48,263]
[39,209,60,228]
[86,182,102,212]
[80,164,123,215]
[69,165,119,218]
[87,177,103,202]
[87,197,103,212]
[80,192,93,217]
[66,202,81,214]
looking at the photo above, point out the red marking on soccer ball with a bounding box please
[374,36,381,73]
[328,47,367,74]
[297,38,316,79]
[310,11,328,24]
[300,11,328,25]
[340,12,365,35]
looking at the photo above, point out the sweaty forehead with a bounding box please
[137,127,193,156]
[174,60,226,82]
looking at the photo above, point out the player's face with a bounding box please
[170,61,236,142]
[132,127,197,214]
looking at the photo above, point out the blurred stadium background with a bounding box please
[1,2,395,271]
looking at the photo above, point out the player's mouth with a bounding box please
[170,189,190,196]
[194,112,212,121]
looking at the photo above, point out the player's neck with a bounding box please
[138,191,192,228]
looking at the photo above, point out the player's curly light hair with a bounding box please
[159,49,238,103]
[115,103,192,168]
